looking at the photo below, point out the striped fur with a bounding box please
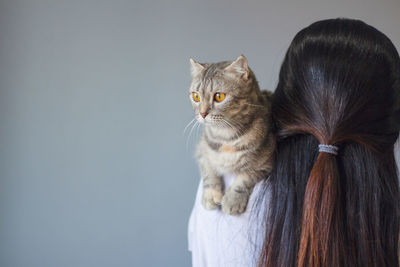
[189,55,275,215]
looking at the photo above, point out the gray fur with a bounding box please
[188,55,275,215]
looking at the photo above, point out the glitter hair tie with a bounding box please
[318,144,339,155]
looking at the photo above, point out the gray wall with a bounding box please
[0,0,399,266]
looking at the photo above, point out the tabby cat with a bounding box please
[188,55,275,215]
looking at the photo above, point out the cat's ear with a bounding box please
[189,58,204,76]
[224,55,250,80]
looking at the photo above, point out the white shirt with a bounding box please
[188,174,268,267]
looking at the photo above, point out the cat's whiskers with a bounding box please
[222,119,241,140]
[225,118,245,137]
[183,118,196,135]
[187,57,275,216]
[186,120,200,150]
[229,117,262,133]
[194,120,203,141]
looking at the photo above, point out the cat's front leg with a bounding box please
[199,160,223,210]
[221,173,259,215]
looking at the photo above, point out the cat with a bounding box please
[188,55,275,215]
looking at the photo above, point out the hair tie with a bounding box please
[318,144,339,155]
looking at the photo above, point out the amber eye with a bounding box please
[192,92,200,102]
[214,92,226,102]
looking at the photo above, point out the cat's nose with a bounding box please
[200,112,208,118]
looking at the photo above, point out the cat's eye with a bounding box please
[214,92,226,102]
[192,92,200,102]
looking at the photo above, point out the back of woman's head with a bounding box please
[259,18,400,267]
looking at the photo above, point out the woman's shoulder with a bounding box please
[188,174,270,267]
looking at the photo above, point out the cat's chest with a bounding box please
[219,144,237,153]
[207,143,246,173]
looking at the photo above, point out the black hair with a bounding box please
[258,18,400,267]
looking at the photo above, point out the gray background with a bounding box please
[0,0,399,266]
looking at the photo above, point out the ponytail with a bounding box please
[297,148,346,267]
[258,18,400,267]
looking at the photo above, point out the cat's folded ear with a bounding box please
[224,55,250,80]
[190,58,204,76]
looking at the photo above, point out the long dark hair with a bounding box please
[258,18,400,267]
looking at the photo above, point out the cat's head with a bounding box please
[188,55,259,127]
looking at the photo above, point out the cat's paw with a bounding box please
[221,189,249,215]
[202,187,223,210]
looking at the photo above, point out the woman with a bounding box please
[259,18,400,267]
[189,18,400,267]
